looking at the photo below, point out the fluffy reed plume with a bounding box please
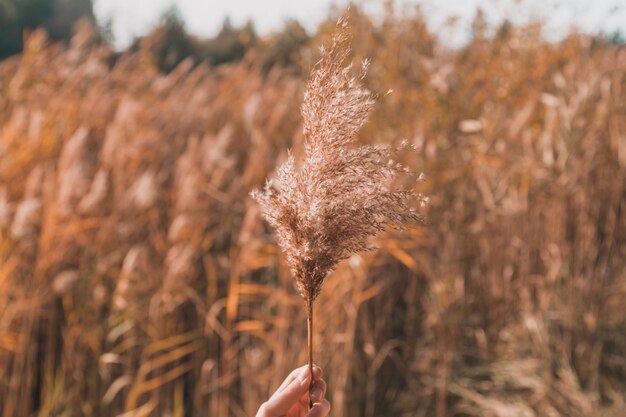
[251,17,425,408]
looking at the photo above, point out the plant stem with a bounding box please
[307,297,314,410]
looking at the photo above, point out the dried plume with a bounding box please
[251,17,426,308]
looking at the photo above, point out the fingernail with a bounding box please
[298,367,310,384]
[311,386,323,402]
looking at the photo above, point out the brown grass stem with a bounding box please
[307,297,314,410]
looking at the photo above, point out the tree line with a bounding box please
[0,1,310,73]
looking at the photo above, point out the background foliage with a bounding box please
[0,0,95,58]
[0,5,625,417]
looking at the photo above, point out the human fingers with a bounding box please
[298,378,327,408]
[305,399,331,417]
[262,367,313,415]
[273,366,305,394]
[310,379,327,404]
[274,365,323,395]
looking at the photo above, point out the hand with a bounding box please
[256,365,330,417]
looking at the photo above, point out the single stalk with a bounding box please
[307,297,314,410]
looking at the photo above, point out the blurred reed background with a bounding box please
[0,4,625,417]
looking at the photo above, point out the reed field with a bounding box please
[0,6,625,417]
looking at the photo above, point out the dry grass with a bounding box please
[252,17,424,308]
[0,6,625,417]
[252,17,425,409]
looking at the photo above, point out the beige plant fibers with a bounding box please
[251,16,426,409]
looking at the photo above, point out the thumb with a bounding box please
[263,367,312,415]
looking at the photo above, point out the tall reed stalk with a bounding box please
[307,297,314,409]
[251,16,426,408]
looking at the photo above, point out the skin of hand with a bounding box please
[256,365,331,417]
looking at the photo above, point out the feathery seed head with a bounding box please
[251,17,426,307]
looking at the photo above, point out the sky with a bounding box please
[93,0,626,49]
